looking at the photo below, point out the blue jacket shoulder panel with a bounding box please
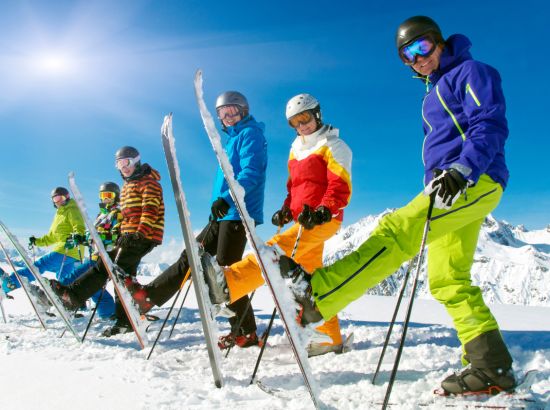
[211,116,268,224]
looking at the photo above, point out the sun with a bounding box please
[34,53,76,75]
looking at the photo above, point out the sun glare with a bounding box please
[34,53,75,75]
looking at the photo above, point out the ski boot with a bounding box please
[218,331,260,350]
[278,255,323,326]
[101,318,134,337]
[201,251,229,305]
[122,276,154,314]
[440,365,516,395]
[49,279,82,310]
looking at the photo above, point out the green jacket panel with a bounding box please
[35,199,86,259]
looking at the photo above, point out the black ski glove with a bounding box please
[271,206,293,227]
[297,205,332,230]
[211,197,230,220]
[117,232,144,249]
[424,168,468,210]
[28,236,37,248]
[65,233,86,249]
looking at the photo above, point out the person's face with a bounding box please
[411,43,443,76]
[116,158,137,178]
[52,194,67,208]
[289,110,318,136]
[217,105,242,128]
[399,34,443,76]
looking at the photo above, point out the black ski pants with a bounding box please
[68,239,155,321]
[145,219,257,335]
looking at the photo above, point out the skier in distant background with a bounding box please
[276,15,515,395]
[130,91,268,350]
[50,146,164,336]
[1,187,85,295]
[217,93,352,356]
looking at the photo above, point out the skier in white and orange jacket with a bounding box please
[222,93,352,356]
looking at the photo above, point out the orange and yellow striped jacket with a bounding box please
[120,164,164,244]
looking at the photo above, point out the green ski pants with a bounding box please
[312,174,504,348]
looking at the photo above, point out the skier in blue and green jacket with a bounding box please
[278,16,515,395]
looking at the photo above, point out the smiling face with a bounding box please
[411,43,444,76]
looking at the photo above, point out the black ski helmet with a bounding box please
[99,181,120,201]
[115,146,140,161]
[51,186,69,198]
[51,186,70,207]
[396,16,443,51]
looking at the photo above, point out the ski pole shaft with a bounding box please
[382,199,434,410]
[250,306,276,384]
[372,256,417,384]
[168,276,193,339]
[147,268,191,360]
[82,247,122,343]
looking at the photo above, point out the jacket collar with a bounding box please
[428,34,473,84]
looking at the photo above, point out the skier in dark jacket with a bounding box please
[50,146,164,336]
[279,16,515,395]
[134,91,268,350]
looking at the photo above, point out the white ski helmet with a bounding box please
[285,93,322,128]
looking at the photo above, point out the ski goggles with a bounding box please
[52,194,68,205]
[217,105,241,121]
[115,155,140,170]
[99,191,116,201]
[399,34,437,65]
[288,110,314,128]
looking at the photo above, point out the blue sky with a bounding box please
[0,0,548,244]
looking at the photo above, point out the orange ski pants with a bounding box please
[225,219,343,345]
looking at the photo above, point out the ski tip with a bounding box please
[195,68,202,78]
[68,171,75,178]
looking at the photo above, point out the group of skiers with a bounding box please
[0,15,516,395]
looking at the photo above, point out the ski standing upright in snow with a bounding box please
[160,113,224,388]
[193,69,324,409]
[0,219,81,340]
[68,173,149,349]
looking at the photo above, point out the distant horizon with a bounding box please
[0,0,548,244]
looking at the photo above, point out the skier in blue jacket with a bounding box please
[278,16,515,395]
[136,91,268,350]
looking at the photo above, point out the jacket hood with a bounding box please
[429,34,473,83]
[224,115,265,138]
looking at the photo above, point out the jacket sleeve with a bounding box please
[451,61,508,183]
[35,224,56,247]
[320,139,353,217]
[137,179,163,238]
[219,127,267,205]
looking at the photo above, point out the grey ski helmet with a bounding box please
[285,93,322,129]
[99,181,120,201]
[396,16,443,51]
[215,91,249,117]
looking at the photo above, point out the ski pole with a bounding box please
[381,198,434,410]
[168,276,193,339]
[81,246,123,343]
[372,255,417,385]
[249,224,303,384]
[224,224,285,358]
[146,268,191,360]
[147,219,214,359]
